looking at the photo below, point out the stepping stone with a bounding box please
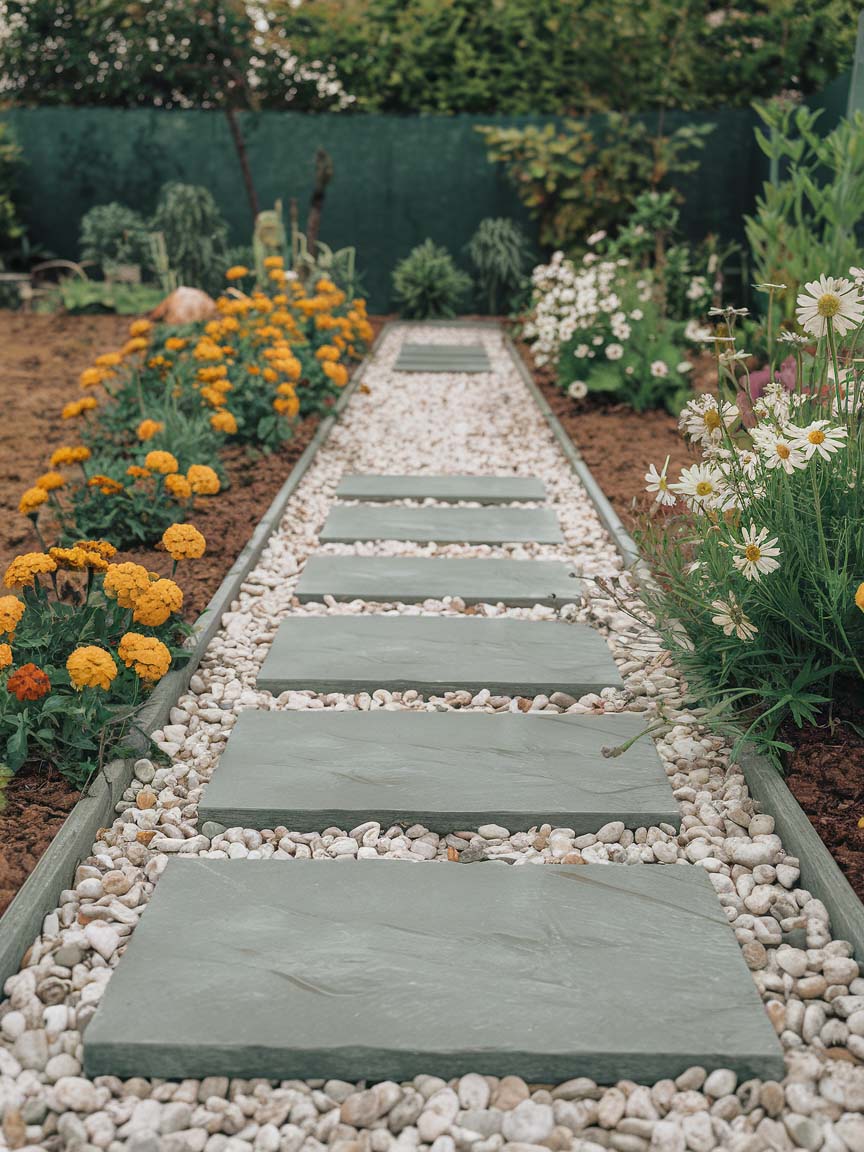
[296,556,580,607]
[257,616,622,696]
[84,859,784,1082]
[335,473,546,503]
[319,505,563,545]
[198,711,680,833]
[394,342,491,373]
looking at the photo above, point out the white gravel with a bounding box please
[1,323,863,1152]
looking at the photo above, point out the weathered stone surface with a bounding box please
[256,616,622,696]
[318,506,564,545]
[84,860,783,1082]
[393,343,492,373]
[335,474,545,504]
[295,557,579,607]
[198,711,679,833]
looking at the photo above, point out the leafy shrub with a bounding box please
[0,122,24,262]
[466,218,531,314]
[392,240,472,319]
[79,202,152,273]
[634,277,864,763]
[150,183,230,296]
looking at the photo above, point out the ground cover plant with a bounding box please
[632,276,864,764]
[392,240,472,319]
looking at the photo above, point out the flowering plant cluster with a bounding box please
[0,525,205,787]
[635,275,864,761]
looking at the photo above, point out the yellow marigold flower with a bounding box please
[49,546,90,571]
[79,367,105,389]
[323,361,349,388]
[88,474,124,496]
[162,522,206,561]
[263,255,284,269]
[103,562,152,608]
[247,364,261,376]
[268,268,286,283]
[126,464,151,481]
[122,337,149,356]
[210,410,238,435]
[315,344,340,362]
[50,445,91,467]
[74,539,117,560]
[19,486,48,516]
[144,450,179,475]
[276,382,296,398]
[0,596,25,635]
[164,337,187,354]
[197,365,228,382]
[36,471,66,492]
[132,578,183,626]
[262,367,278,383]
[129,318,152,338]
[118,632,172,682]
[857,582,864,613]
[62,399,84,419]
[187,464,220,495]
[165,473,193,501]
[147,355,172,371]
[193,340,223,362]
[0,643,12,670]
[200,386,227,408]
[274,394,300,419]
[95,351,123,368]
[4,553,57,589]
[67,646,118,691]
[137,419,164,442]
[226,265,250,281]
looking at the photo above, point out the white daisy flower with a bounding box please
[567,380,588,400]
[679,396,738,444]
[650,360,669,378]
[671,463,723,510]
[751,425,807,474]
[795,275,864,337]
[644,458,676,506]
[776,330,809,346]
[676,361,693,374]
[732,524,782,581]
[586,230,607,246]
[630,308,644,321]
[711,594,758,641]
[684,319,713,342]
[605,343,624,360]
[789,419,848,461]
[574,344,590,358]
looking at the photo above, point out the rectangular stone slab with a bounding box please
[335,474,546,503]
[295,556,580,607]
[84,860,784,1082]
[394,342,491,372]
[257,616,622,695]
[198,710,680,833]
[319,506,563,545]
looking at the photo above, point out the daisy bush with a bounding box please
[635,275,864,762]
[0,525,206,787]
[522,193,719,413]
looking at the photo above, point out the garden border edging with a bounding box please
[0,326,386,987]
[503,325,864,966]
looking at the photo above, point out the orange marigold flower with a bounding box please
[162,522,206,561]
[0,596,25,636]
[315,344,340,362]
[36,471,65,492]
[67,646,118,691]
[186,464,220,495]
[137,418,164,442]
[103,562,152,609]
[165,474,193,501]
[118,632,172,682]
[210,410,238,435]
[128,319,152,338]
[857,583,864,613]
[95,351,123,368]
[165,336,187,352]
[7,662,51,702]
[19,487,48,516]
[144,450,179,475]
[263,255,284,269]
[132,578,183,626]
[274,394,300,419]
[226,265,250,281]
[50,445,91,467]
[88,474,124,495]
[126,464,151,480]
[122,337,149,356]
[0,643,12,670]
[79,367,105,389]
[4,553,57,589]
[323,361,349,388]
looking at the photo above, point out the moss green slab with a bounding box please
[198,710,679,833]
[296,556,579,607]
[394,342,491,372]
[335,474,546,503]
[256,616,622,696]
[83,859,784,1082]
[319,506,563,545]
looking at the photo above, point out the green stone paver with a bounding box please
[394,342,491,372]
[335,474,546,503]
[198,711,679,833]
[319,505,564,545]
[83,859,784,1082]
[256,616,622,696]
[296,556,580,607]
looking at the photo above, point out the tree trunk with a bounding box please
[225,106,259,220]
[306,148,334,260]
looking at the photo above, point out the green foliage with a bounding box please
[79,202,151,272]
[392,240,472,319]
[0,121,25,261]
[58,280,165,315]
[745,104,864,321]
[466,218,532,315]
[478,117,713,249]
[150,183,230,297]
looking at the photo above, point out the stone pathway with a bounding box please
[2,323,864,1151]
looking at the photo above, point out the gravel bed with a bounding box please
[1,324,863,1152]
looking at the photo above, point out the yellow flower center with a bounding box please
[658,477,668,490]
[703,410,722,431]
[807,429,826,444]
[744,544,762,563]
[817,292,841,318]
[776,443,790,459]
[695,481,714,496]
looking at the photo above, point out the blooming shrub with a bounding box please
[0,527,203,786]
[634,276,864,762]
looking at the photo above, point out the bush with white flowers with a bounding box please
[634,275,864,762]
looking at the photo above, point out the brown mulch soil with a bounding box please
[0,308,384,919]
